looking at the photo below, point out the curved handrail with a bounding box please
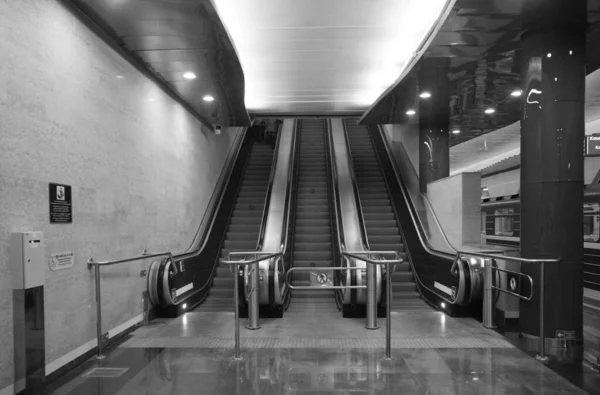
[373,126,455,262]
[185,128,247,253]
[88,127,247,267]
[255,125,284,252]
[390,131,456,254]
[341,119,371,250]
[366,125,461,305]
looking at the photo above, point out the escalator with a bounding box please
[357,121,482,316]
[287,119,338,314]
[344,120,429,312]
[195,143,276,312]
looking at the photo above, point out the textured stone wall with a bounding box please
[0,0,241,391]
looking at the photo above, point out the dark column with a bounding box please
[419,58,450,194]
[520,0,587,341]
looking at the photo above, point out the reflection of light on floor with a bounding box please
[440,313,446,328]
[182,313,188,327]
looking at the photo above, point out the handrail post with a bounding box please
[384,261,393,360]
[536,262,549,363]
[233,262,242,361]
[365,261,379,330]
[247,257,260,330]
[483,258,496,329]
[92,261,105,360]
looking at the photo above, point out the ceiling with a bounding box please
[361,0,600,146]
[213,0,453,116]
[68,0,250,128]
[449,66,600,175]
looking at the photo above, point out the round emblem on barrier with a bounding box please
[316,272,328,284]
[509,277,517,292]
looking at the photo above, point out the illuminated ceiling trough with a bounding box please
[213,0,453,115]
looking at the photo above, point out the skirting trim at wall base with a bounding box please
[46,313,144,374]
[1,314,144,394]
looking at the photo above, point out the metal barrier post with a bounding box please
[536,262,548,363]
[247,259,260,330]
[483,258,496,329]
[384,261,393,361]
[93,262,105,360]
[233,262,243,361]
[366,262,379,330]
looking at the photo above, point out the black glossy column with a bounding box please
[418,58,450,194]
[520,0,586,341]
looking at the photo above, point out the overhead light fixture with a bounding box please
[203,95,215,102]
[484,108,495,114]
[452,129,460,134]
[510,89,522,97]
[419,91,432,99]
[183,72,197,80]
[406,109,416,116]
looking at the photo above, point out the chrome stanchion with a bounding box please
[483,258,496,329]
[247,259,260,330]
[366,262,379,330]
[536,262,548,363]
[383,261,393,361]
[233,262,243,361]
[91,260,106,360]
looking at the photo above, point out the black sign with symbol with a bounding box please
[316,272,328,284]
[49,183,72,224]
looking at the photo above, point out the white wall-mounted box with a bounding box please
[11,232,45,289]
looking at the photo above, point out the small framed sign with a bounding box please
[49,183,72,224]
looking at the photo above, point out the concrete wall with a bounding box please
[0,1,241,392]
[427,173,482,247]
[382,123,419,176]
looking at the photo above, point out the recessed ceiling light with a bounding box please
[452,129,460,134]
[419,91,431,99]
[406,109,416,116]
[510,89,522,97]
[183,72,197,80]
[203,95,215,102]
[484,108,495,114]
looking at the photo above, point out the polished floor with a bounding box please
[49,311,592,394]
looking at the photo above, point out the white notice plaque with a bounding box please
[49,251,74,271]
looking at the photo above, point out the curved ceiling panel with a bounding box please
[213,0,452,115]
[68,0,250,127]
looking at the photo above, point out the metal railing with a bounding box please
[286,251,403,360]
[87,250,177,359]
[457,250,561,363]
[219,257,265,360]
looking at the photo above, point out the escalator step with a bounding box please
[345,119,423,310]
[196,142,275,313]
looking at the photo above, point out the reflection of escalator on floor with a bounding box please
[344,119,429,311]
[287,119,338,314]
[196,143,275,312]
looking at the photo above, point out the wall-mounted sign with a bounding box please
[586,134,600,156]
[49,251,74,271]
[49,183,72,224]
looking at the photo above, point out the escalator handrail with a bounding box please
[279,120,300,263]
[395,134,457,254]
[326,119,347,253]
[370,125,459,305]
[171,127,247,261]
[255,123,285,252]
[374,125,454,261]
[340,119,371,251]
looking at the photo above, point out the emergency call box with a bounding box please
[10,232,45,289]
